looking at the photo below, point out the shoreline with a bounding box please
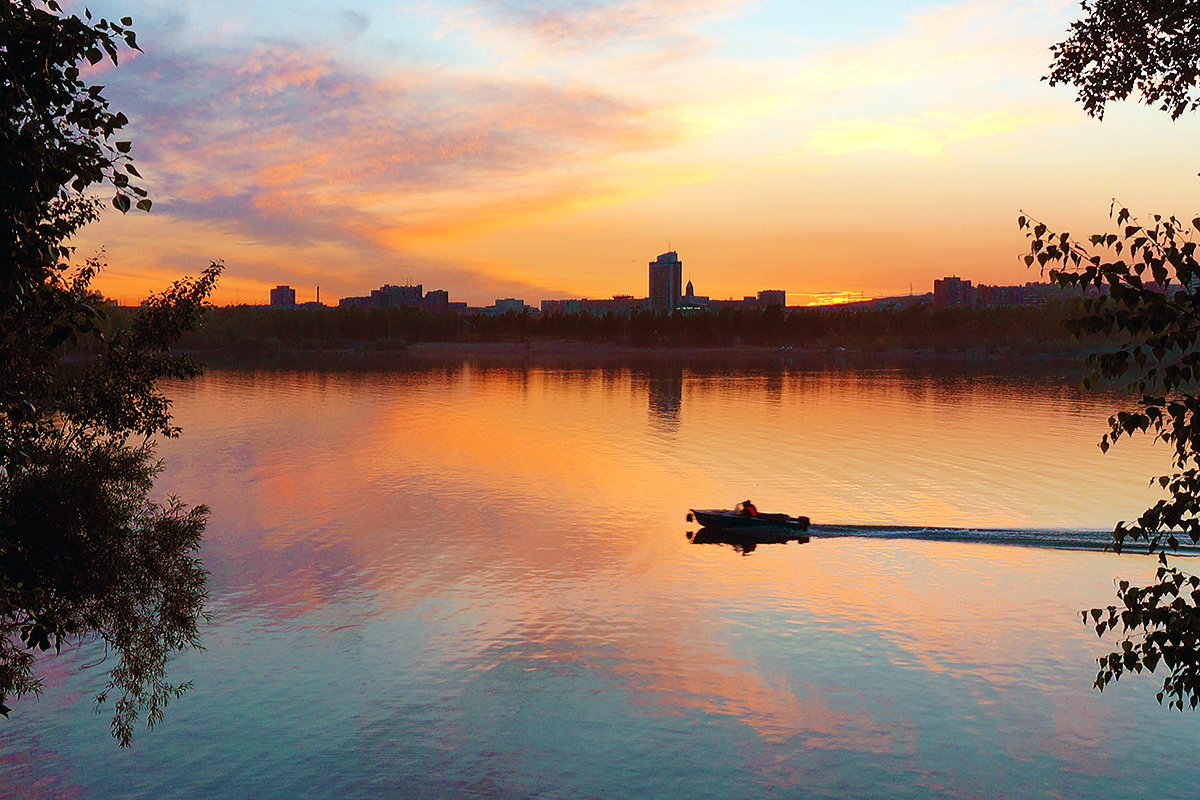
[187,340,1092,373]
[405,340,1086,363]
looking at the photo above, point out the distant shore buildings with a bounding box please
[268,284,325,310]
[262,259,1084,318]
[541,252,787,318]
[932,275,1096,308]
[260,250,794,317]
[540,296,644,316]
[256,280,522,316]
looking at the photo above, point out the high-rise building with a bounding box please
[933,276,973,307]
[581,296,644,316]
[270,285,296,307]
[757,289,786,308]
[542,296,645,317]
[494,298,526,314]
[371,284,423,308]
[649,251,682,313]
[423,289,450,315]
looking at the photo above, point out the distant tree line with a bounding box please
[159,299,1099,355]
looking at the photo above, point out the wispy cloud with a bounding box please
[101,36,679,282]
[806,110,1055,158]
[467,0,742,48]
[745,2,1080,162]
[75,0,1169,305]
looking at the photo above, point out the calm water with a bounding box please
[3,361,1197,799]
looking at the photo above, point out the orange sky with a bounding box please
[68,0,1200,307]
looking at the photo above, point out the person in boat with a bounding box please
[741,499,757,517]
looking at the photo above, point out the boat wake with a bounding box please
[809,524,1200,555]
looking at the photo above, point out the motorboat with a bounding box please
[688,508,810,531]
[687,504,810,541]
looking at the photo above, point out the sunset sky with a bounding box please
[73,0,1200,307]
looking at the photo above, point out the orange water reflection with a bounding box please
[156,363,1168,760]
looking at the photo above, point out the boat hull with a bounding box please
[688,509,810,532]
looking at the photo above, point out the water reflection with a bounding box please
[151,362,1168,628]
[687,526,810,556]
[646,365,683,433]
[1,361,1192,800]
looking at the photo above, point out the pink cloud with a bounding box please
[97,37,678,285]
[467,0,742,45]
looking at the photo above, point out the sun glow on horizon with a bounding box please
[796,291,879,307]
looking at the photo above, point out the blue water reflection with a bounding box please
[0,362,1194,799]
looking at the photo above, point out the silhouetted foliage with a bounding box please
[1022,209,1200,708]
[1047,0,1200,119]
[0,0,219,744]
[1034,0,1200,710]
[181,301,1087,357]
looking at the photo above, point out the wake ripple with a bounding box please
[809,524,1200,555]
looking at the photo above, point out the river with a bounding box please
[1,360,1195,799]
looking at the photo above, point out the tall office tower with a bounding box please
[270,285,296,307]
[649,251,682,313]
[757,289,786,307]
[933,276,973,307]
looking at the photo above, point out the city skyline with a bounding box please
[256,261,1054,313]
[72,1,1200,308]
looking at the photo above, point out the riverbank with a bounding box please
[170,298,1096,359]
[188,340,1093,375]
[404,340,1088,364]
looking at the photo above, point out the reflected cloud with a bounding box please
[165,363,1160,616]
[616,643,904,753]
[142,363,1174,771]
